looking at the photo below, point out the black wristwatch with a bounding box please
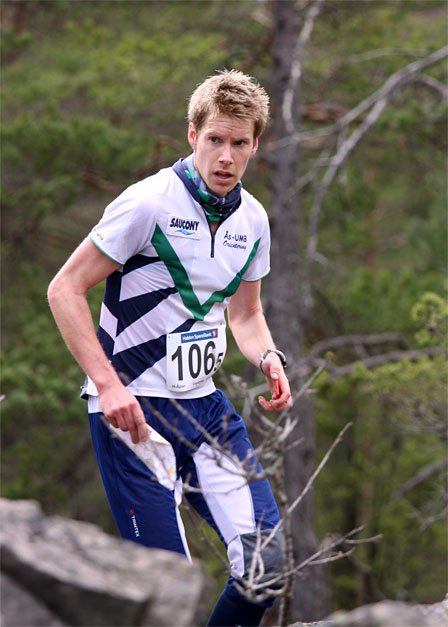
[259,349,287,374]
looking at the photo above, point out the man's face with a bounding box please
[188,114,259,197]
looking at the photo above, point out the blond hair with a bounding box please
[188,69,270,139]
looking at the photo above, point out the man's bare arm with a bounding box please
[47,238,147,443]
[227,280,292,411]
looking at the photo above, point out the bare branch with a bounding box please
[327,346,446,380]
[248,525,371,594]
[394,458,448,500]
[282,0,325,134]
[343,534,383,545]
[411,73,448,100]
[405,499,448,532]
[347,47,431,64]
[246,524,267,593]
[302,45,448,307]
[289,145,333,195]
[308,332,407,359]
[287,422,352,515]
[230,418,353,605]
[290,358,326,402]
[284,436,305,453]
[270,45,448,153]
[324,45,448,137]
[305,547,355,565]
[291,525,368,574]
[418,504,448,531]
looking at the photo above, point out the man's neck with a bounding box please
[209,220,219,235]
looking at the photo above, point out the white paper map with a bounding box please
[106,421,177,490]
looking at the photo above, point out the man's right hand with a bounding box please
[98,383,148,444]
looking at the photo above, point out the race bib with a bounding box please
[166,327,226,392]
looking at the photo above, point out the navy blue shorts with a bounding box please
[88,389,283,605]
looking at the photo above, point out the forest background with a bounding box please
[1,0,447,622]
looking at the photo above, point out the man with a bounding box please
[48,69,292,626]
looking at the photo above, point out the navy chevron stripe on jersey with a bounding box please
[111,318,196,385]
[102,256,162,321]
[122,254,161,275]
[82,324,116,398]
[102,270,123,318]
[97,325,115,359]
[116,286,178,335]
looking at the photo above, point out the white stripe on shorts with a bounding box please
[192,442,256,576]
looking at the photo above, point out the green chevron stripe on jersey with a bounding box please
[151,224,261,321]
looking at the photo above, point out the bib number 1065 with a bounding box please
[166,328,226,392]
[171,341,223,381]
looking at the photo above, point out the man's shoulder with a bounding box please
[239,187,269,227]
[128,166,179,200]
[240,187,266,212]
[102,165,183,223]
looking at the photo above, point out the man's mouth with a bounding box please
[214,171,233,181]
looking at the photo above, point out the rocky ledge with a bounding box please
[0,498,214,626]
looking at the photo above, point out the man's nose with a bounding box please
[219,142,233,164]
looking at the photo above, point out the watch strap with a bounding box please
[260,349,287,374]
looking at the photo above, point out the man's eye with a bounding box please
[210,137,219,143]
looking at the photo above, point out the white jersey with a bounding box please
[82,165,270,400]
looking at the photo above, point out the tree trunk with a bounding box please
[266,0,330,621]
[14,0,29,35]
[265,0,302,355]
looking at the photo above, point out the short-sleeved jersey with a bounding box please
[82,165,271,400]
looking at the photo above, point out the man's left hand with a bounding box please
[258,354,292,412]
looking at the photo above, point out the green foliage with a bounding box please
[0,29,33,62]
[3,113,146,176]
[1,112,152,255]
[1,264,104,512]
[314,286,447,605]
[411,291,448,347]
[1,305,86,506]
[315,354,447,606]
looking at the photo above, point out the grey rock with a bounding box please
[293,597,448,627]
[328,600,447,626]
[0,573,67,627]
[0,498,214,626]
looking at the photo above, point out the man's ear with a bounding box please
[188,123,197,151]
[250,136,259,157]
